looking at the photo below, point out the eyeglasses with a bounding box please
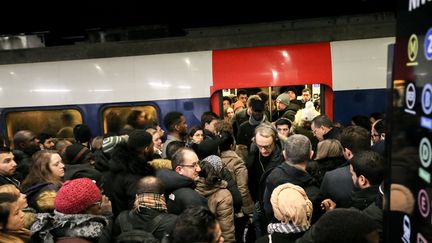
[180,162,200,169]
[257,144,273,151]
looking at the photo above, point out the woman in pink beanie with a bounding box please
[31,178,113,243]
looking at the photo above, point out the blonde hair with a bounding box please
[0,185,20,197]
[146,128,158,136]
[315,139,344,160]
[270,183,313,227]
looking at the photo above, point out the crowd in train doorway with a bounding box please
[0,86,397,243]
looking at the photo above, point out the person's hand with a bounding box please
[99,195,112,215]
[321,198,336,211]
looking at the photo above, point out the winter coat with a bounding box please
[247,141,284,202]
[306,156,346,186]
[156,169,207,215]
[220,150,254,214]
[103,142,155,216]
[31,212,112,243]
[350,185,379,210]
[63,164,103,186]
[0,229,31,243]
[221,168,243,213]
[320,164,353,208]
[264,162,321,222]
[113,208,177,240]
[195,179,235,243]
[12,149,33,182]
[24,182,60,213]
[323,127,342,141]
[0,173,20,188]
[93,150,110,172]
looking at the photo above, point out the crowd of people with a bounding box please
[0,87,393,242]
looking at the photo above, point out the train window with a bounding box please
[102,105,158,135]
[5,109,83,146]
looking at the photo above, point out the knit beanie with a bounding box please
[55,178,101,214]
[301,101,318,122]
[73,124,92,143]
[276,93,290,106]
[64,143,91,164]
[102,135,128,154]
[201,155,223,173]
[128,129,152,150]
[270,183,313,226]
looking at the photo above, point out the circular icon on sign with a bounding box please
[418,189,430,218]
[419,137,432,168]
[421,83,432,115]
[424,28,432,61]
[405,83,416,110]
[408,34,419,62]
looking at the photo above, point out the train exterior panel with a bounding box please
[0,37,394,138]
[331,37,395,123]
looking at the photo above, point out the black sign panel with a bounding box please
[389,0,432,242]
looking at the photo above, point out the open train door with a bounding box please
[210,43,334,120]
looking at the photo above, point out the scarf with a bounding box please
[31,211,110,243]
[249,114,266,126]
[267,222,309,234]
[134,193,168,213]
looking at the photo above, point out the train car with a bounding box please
[0,37,394,144]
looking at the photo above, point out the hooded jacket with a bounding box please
[220,150,254,214]
[103,142,155,216]
[156,169,207,215]
[196,179,235,243]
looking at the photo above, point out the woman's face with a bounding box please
[49,154,65,178]
[152,133,163,150]
[191,130,204,144]
[6,202,24,231]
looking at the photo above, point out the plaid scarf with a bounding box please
[134,193,168,213]
[267,222,309,234]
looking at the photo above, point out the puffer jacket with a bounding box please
[156,169,207,215]
[220,150,254,214]
[195,179,235,243]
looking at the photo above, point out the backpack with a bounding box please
[115,210,165,243]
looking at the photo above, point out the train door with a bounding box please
[210,42,334,121]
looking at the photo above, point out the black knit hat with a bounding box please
[64,143,91,165]
[73,124,92,143]
[127,129,152,150]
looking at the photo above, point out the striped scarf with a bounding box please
[134,193,168,213]
[267,222,309,234]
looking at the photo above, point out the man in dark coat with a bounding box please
[311,115,342,142]
[12,130,40,182]
[156,147,207,214]
[247,123,284,238]
[113,176,177,241]
[237,96,267,150]
[320,126,370,208]
[103,129,156,216]
[263,134,320,222]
